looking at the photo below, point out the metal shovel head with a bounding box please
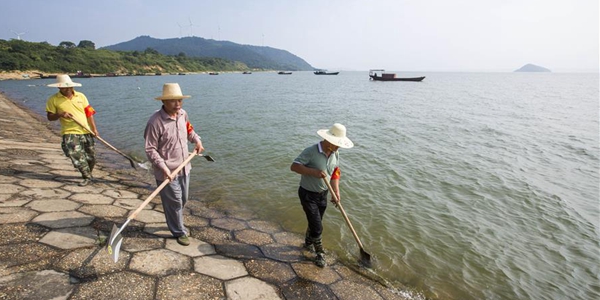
[201,154,215,162]
[107,224,124,263]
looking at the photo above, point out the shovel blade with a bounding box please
[107,224,124,263]
[202,155,215,162]
[360,248,372,268]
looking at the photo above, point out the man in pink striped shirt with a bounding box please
[144,83,204,246]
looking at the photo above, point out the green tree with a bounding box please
[77,40,95,49]
[59,41,76,49]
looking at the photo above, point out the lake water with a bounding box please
[1,71,598,300]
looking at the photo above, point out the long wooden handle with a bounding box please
[128,150,198,220]
[70,118,137,168]
[322,178,365,250]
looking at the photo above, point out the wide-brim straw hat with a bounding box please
[47,74,82,88]
[155,83,191,100]
[317,123,354,148]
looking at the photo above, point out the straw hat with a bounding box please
[47,74,82,88]
[155,83,191,100]
[317,123,354,148]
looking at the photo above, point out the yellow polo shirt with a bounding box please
[45,91,96,135]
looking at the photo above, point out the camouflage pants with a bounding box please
[61,134,96,179]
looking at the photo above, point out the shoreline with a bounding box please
[0,91,413,299]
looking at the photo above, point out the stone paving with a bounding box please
[0,93,411,300]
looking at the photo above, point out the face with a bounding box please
[58,87,74,97]
[162,99,183,115]
[324,140,340,152]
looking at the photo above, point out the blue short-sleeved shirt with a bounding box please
[293,142,339,192]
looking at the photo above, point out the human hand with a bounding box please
[194,142,204,154]
[61,112,73,119]
[314,169,327,178]
[163,170,173,182]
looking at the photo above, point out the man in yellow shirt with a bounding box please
[45,74,98,186]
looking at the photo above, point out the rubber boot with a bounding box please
[314,238,326,267]
[303,228,314,252]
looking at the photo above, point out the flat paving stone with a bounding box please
[0,183,25,194]
[245,259,297,284]
[26,199,80,212]
[194,255,248,280]
[156,273,225,300]
[32,211,94,229]
[113,198,153,211]
[39,226,98,249]
[136,209,167,223]
[280,278,337,300]
[129,249,190,276]
[212,217,248,231]
[0,270,73,300]
[55,247,130,280]
[122,235,164,253]
[18,178,64,189]
[225,276,282,300]
[78,204,128,218]
[70,271,154,300]
[0,207,38,224]
[248,219,284,233]
[0,198,30,207]
[0,242,62,268]
[165,237,216,257]
[261,244,305,262]
[0,223,49,245]
[234,229,274,246]
[102,189,139,199]
[292,262,342,284]
[143,223,172,237]
[20,188,72,199]
[69,193,114,205]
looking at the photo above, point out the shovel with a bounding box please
[70,118,145,169]
[322,177,372,267]
[107,150,208,262]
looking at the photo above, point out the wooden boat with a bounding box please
[369,69,425,82]
[209,72,219,75]
[314,71,339,75]
[277,71,292,75]
[243,71,252,74]
[71,71,92,78]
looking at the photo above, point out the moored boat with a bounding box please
[277,71,292,75]
[314,70,339,75]
[369,69,425,82]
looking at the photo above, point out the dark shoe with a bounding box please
[78,179,91,186]
[177,235,190,246]
[315,253,326,268]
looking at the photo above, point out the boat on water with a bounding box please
[314,70,339,75]
[277,71,292,75]
[70,71,92,78]
[243,71,252,74]
[369,69,425,82]
[209,72,219,75]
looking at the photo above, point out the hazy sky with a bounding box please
[1,0,597,72]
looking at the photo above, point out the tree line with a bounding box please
[0,39,250,74]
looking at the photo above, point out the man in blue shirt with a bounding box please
[291,123,354,267]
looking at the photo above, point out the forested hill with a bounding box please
[102,36,314,71]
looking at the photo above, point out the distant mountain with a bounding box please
[102,36,314,71]
[514,64,551,72]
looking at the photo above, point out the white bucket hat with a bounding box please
[47,74,82,88]
[155,83,191,100]
[317,123,354,148]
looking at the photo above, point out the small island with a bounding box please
[514,64,551,72]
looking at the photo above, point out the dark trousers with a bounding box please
[298,186,328,245]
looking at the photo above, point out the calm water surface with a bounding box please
[1,71,598,300]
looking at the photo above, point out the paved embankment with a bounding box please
[0,92,409,300]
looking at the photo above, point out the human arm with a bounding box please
[86,115,99,136]
[290,162,327,178]
[46,111,73,121]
